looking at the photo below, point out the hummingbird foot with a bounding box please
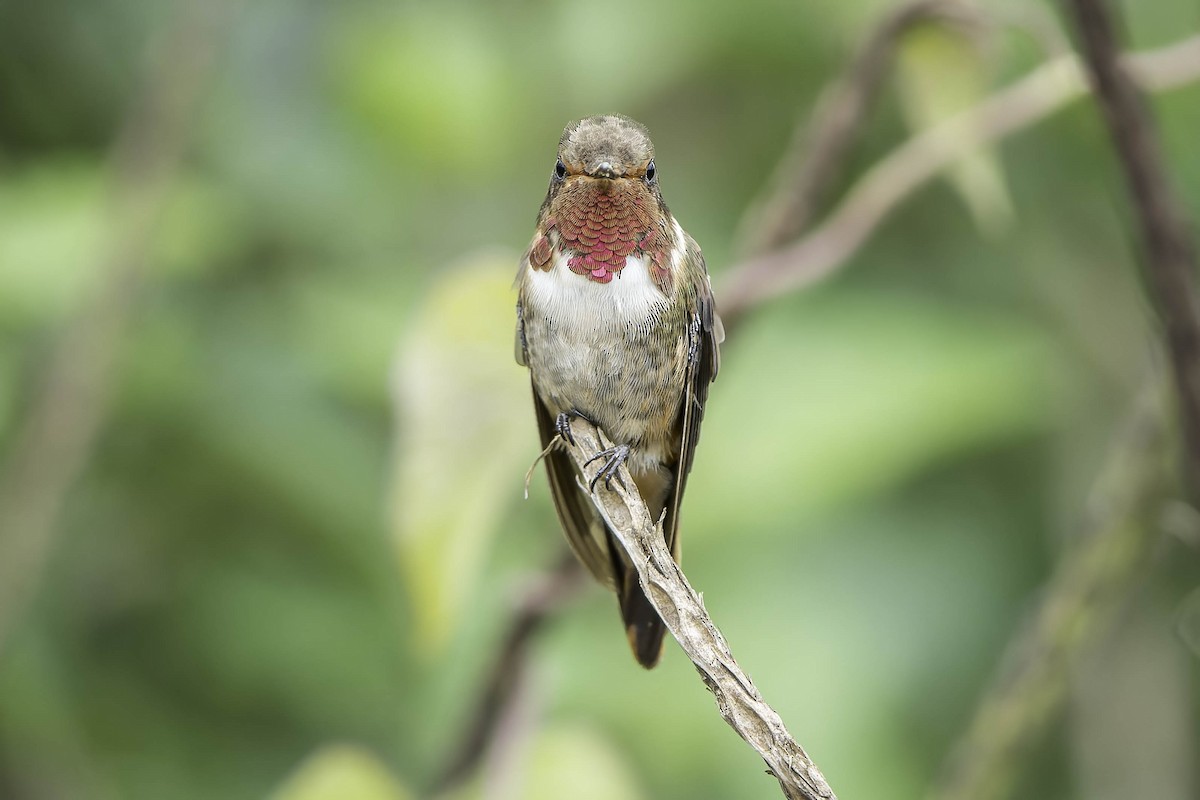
[555,409,597,447]
[583,443,631,493]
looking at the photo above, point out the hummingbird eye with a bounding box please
[644,160,656,184]
[553,160,567,180]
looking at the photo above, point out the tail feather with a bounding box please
[610,472,675,669]
[619,574,667,669]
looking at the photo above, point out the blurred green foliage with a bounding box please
[895,21,1015,236]
[1,0,1199,799]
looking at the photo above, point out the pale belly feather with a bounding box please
[521,253,688,476]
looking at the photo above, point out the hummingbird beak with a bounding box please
[590,161,618,179]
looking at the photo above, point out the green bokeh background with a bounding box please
[1,0,1198,798]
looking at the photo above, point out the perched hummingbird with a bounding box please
[515,114,723,668]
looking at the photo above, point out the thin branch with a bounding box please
[930,6,1200,791]
[930,7,1200,795]
[0,0,233,655]
[737,0,982,255]
[564,419,835,800]
[431,552,583,794]
[1065,0,1200,491]
[718,33,1200,326]
[929,380,1175,800]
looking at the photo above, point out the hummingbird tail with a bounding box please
[619,576,667,669]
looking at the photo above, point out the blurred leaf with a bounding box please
[0,159,249,327]
[328,7,518,173]
[523,723,646,800]
[689,292,1060,536]
[153,175,251,278]
[271,744,412,800]
[1176,585,1200,658]
[178,326,385,557]
[0,631,95,797]
[0,159,105,324]
[444,722,645,800]
[0,342,17,442]
[285,273,416,407]
[896,22,1014,237]
[118,298,390,567]
[550,0,702,106]
[390,252,536,654]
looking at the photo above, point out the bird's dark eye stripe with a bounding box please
[554,160,567,179]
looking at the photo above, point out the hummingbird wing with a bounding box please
[531,383,616,587]
[664,236,723,559]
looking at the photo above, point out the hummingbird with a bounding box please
[514,114,723,668]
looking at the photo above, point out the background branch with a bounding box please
[737,0,982,255]
[930,3,1200,795]
[719,32,1200,324]
[0,0,233,656]
[917,4,1200,796]
[564,419,836,800]
[1065,0,1200,492]
[929,379,1175,800]
[431,552,583,794]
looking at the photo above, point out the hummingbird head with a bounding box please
[539,114,667,220]
[555,114,656,183]
[536,114,677,285]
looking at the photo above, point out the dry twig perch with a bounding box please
[564,418,836,800]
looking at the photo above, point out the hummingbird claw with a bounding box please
[584,444,631,493]
[556,409,600,447]
[555,412,576,446]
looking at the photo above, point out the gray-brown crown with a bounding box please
[558,115,655,178]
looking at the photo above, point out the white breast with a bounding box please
[523,253,669,329]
